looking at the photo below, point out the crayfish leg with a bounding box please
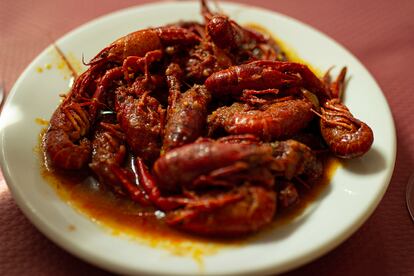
[323,67,347,100]
[134,157,189,211]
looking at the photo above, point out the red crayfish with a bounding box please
[205,60,373,158]
[317,67,374,158]
[42,0,373,237]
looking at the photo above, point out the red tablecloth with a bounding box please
[1,0,413,275]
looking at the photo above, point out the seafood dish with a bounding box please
[42,0,373,237]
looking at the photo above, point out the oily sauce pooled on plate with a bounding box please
[41,0,372,239]
[40,149,339,242]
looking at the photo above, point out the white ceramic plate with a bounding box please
[0,1,396,275]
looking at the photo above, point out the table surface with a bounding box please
[1,0,413,275]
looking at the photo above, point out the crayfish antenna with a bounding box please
[201,0,214,21]
[81,53,88,66]
[323,66,334,86]
[53,43,78,79]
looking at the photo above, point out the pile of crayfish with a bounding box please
[42,0,373,237]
